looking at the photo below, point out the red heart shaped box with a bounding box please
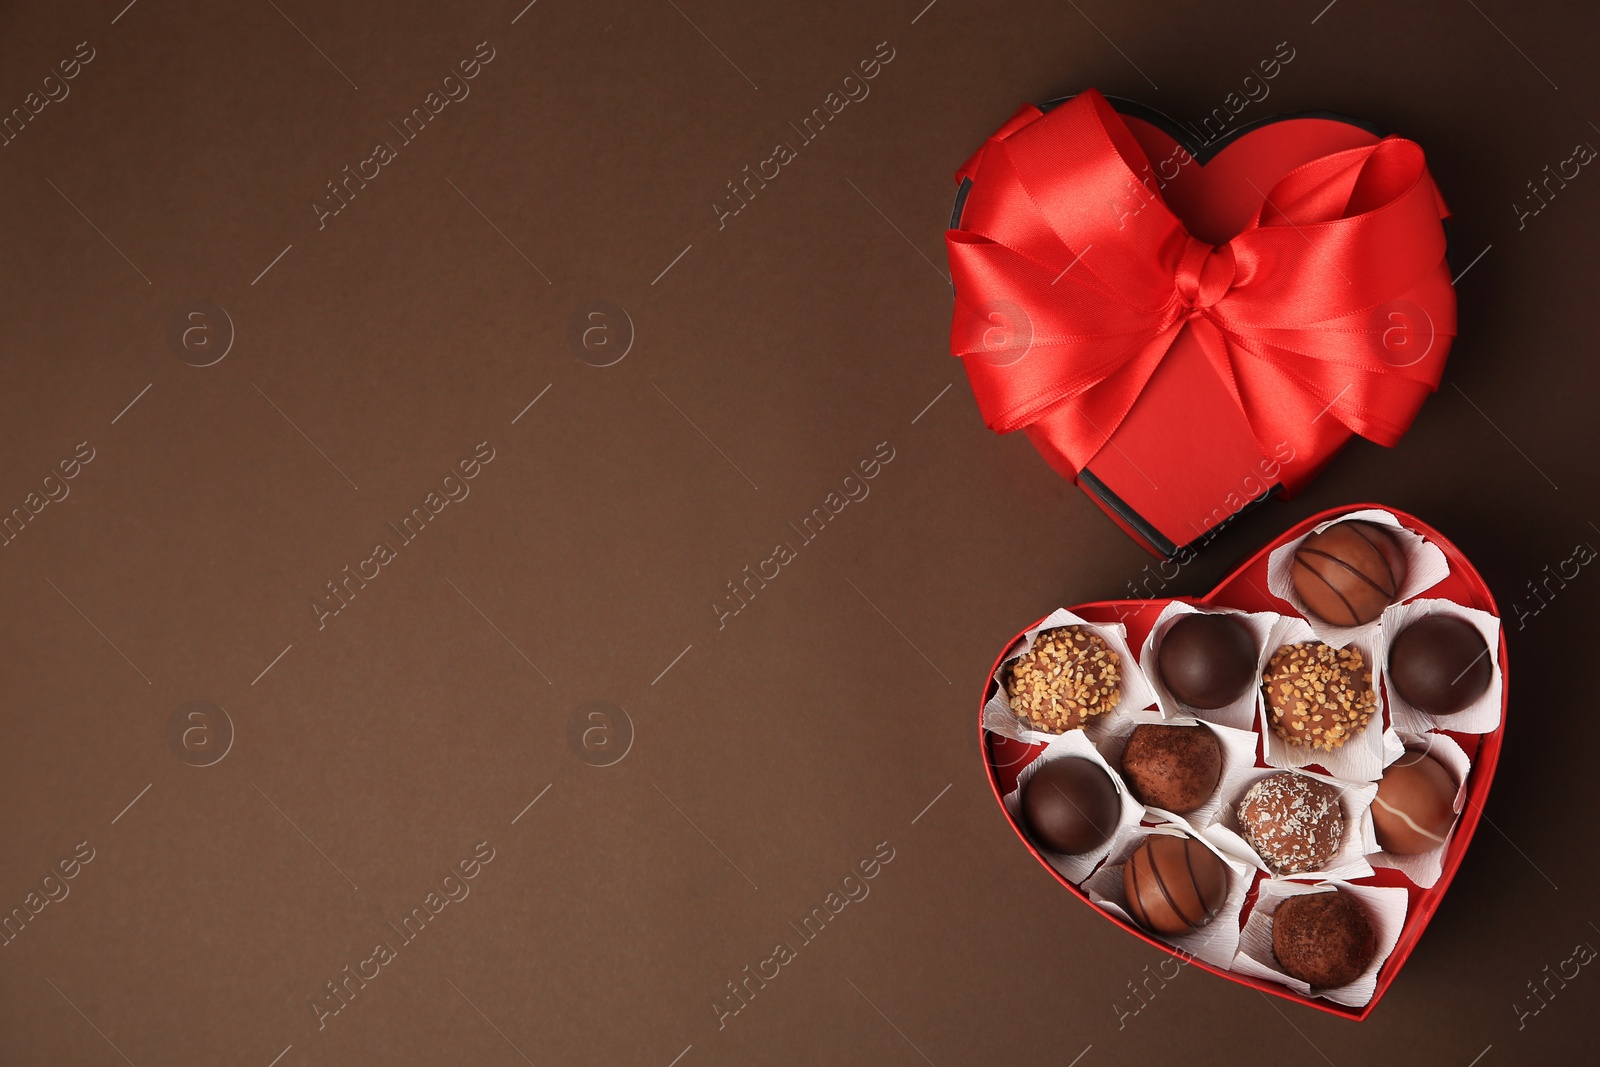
[980,504,1507,1020]
[952,99,1453,558]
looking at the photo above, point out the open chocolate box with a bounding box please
[979,504,1507,1019]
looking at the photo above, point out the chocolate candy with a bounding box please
[1272,889,1377,988]
[1120,724,1222,814]
[1262,642,1377,752]
[1291,520,1407,627]
[1386,615,1492,715]
[1238,772,1344,874]
[1124,835,1229,936]
[1004,626,1123,733]
[1373,751,1456,854]
[1020,757,1120,855]
[1156,613,1258,709]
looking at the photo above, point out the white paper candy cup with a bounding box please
[1257,616,1386,781]
[1370,729,1471,888]
[1002,730,1146,884]
[1266,508,1450,647]
[1082,819,1255,971]
[1098,713,1261,833]
[1376,599,1503,736]
[1232,880,1409,1008]
[1140,602,1282,730]
[983,608,1158,746]
[1206,767,1377,883]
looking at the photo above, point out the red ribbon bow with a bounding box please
[946,90,1456,491]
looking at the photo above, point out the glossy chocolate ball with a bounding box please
[1120,724,1223,814]
[1272,889,1377,988]
[1291,520,1407,627]
[1124,835,1229,936]
[1156,613,1258,709]
[1373,751,1456,854]
[1387,615,1492,715]
[1020,757,1120,855]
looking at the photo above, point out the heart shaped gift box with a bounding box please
[980,505,1507,1020]
[948,93,1457,557]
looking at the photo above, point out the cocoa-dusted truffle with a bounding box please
[1124,835,1229,936]
[1262,642,1377,752]
[1120,724,1222,814]
[1020,757,1121,855]
[1387,615,1492,715]
[1272,889,1377,988]
[1004,626,1122,733]
[1238,772,1344,874]
[1156,613,1258,709]
[1291,520,1407,627]
[1373,751,1456,854]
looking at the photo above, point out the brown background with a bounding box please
[1,0,1597,1064]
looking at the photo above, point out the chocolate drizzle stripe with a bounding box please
[1293,554,1361,626]
[1346,522,1401,594]
[1300,545,1396,599]
[1373,795,1448,845]
[1150,840,1201,927]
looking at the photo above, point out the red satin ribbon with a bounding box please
[946,89,1456,491]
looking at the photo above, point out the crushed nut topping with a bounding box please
[1003,626,1122,733]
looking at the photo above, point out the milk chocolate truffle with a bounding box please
[1020,757,1121,855]
[1004,626,1123,733]
[1272,890,1377,988]
[1291,520,1407,627]
[1238,772,1344,874]
[1387,615,1492,715]
[1121,724,1223,814]
[1263,642,1377,752]
[1373,751,1456,854]
[1156,613,1258,709]
[1124,835,1229,936]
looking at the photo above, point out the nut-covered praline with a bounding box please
[1156,613,1259,709]
[1291,520,1407,627]
[1004,626,1122,733]
[1020,757,1121,855]
[1386,615,1492,715]
[1262,642,1376,752]
[1120,724,1223,814]
[1124,835,1229,936]
[1373,751,1456,854]
[1272,889,1377,988]
[1237,772,1344,875]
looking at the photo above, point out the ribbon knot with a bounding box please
[945,89,1457,492]
[1174,237,1232,317]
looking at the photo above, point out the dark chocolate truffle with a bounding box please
[1292,520,1407,627]
[1272,889,1377,988]
[1373,751,1456,854]
[1005,626,1123,733]
[1120,724,1223,814]
[1124,835,1229,936]
[1238,772,1344,874]
[1156,613,1258,709]
[1020,757,1121,855]
[1262,642,1377,752]
[1386,615,1492,715]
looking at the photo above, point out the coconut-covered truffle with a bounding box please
[1237,772,1344,875]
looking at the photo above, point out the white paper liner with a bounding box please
[1206,767,1377,883]
[1097,713,1261,833]
[982,608,1159,746]
[1082,819,1255,971]
[1232,881,1409,1007]
[1257,615,1386,781]
[1140,602,1282,730]
[1266,508,1450,647]
[1370,729,1471,888]
[1375,599,1503,736]
[1001,730,1147,884]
